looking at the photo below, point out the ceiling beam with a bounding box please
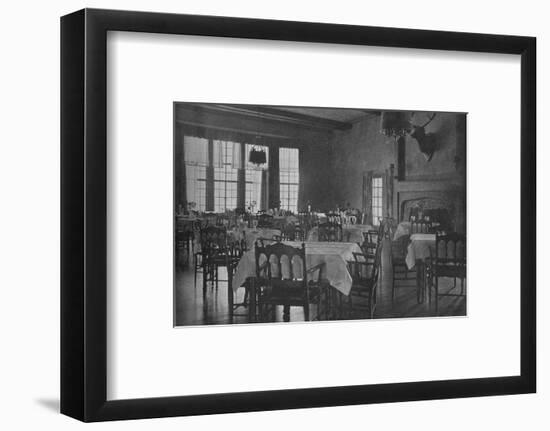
[223,105,353,131]
[174,103,335,141]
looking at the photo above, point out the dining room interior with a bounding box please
[174,102,466,326]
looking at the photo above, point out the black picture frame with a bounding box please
[61,8,536,422]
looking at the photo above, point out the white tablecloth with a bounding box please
[394,221,441,240]
[393,222,411,240]
[306,224,373,243]
[232,241,363,296]
[405,233,436,269]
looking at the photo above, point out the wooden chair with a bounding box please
[281,223,304,241]
[175,218,195,266]
[215,214,231,228]
[297,212,317,238]
[226,238,256,322]
[428,233,466,313]
[379,216,396,239]
[326,212,343,225]
[390,234,420,305]
[361,229,379,257]
[202,212,217,226]
[257,213,274,228]
[254,242,327,322]
[318,222,343,242]
[196,226,233,296]
[346,245,381,318]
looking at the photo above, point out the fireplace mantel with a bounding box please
[395,178,464,193]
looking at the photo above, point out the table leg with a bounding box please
[416,260,425,304]
[248,278,257,323]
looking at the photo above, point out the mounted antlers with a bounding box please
[380,111,439,161]
[409,112,437,161]
[411,112,436,129]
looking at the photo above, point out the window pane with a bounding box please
[245,169,262,208]
[371,176,383,226]
[279,147,299,212]
[211,140,239,212]
[185,165,207,211]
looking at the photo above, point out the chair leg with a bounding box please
[303,303,310,321]
[391,272,396,306]
[416,266,422,304]
[202,262,208,310]
[316,294,322,320]
[283,305,291,322]
[194,254,198,288]
[427,272,432,304]
[228,278,234,324]
[435,276,439,314]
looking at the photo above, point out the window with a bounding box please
[372,176,383,226]
[184,136,208,211]
[213,140,239,212]
[279,147,299,213]
[182,136,271,213]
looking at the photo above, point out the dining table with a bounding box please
[231,241,363,297]
[405,233,436,270]
[272,215,299,229]
[228,227,282,250]
[306,224,374,244]
[393,221,441,240]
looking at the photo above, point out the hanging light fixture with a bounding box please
[248,135,267,165]
[380,111,410,138]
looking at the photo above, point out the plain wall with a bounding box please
[0,1,546,430]
[330,114,394,209]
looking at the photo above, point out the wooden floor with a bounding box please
[174,240,466,326]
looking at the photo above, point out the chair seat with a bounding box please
[434,263,465,278]
[260,280,322,304]
[391,256,409,266]
[206,253,232,264]
[350,277,375,295]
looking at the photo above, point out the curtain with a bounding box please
[260,169,269,210]
[212,140,243,169]
[297,148,305,211]
[232,142,242,169]
[212,140,223,168]
[364,171,373,225]
[183,136,208,166]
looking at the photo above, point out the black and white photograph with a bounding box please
[174,103,467,326]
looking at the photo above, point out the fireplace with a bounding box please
[394,178,466,233]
